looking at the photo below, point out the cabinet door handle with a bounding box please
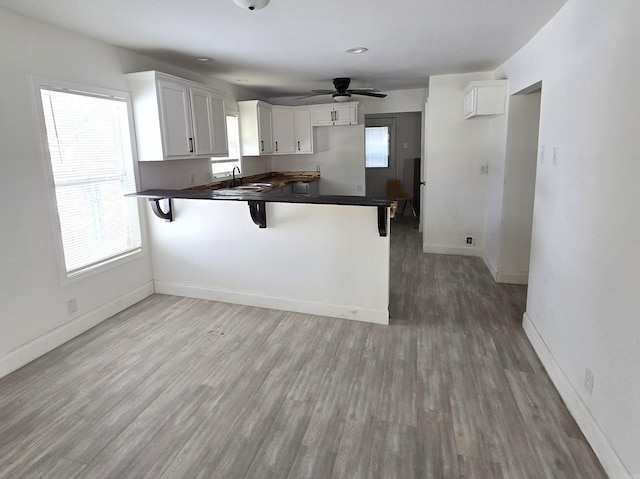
[334,111,338,122]
[261,140,264,152]
[275,141,278,152]
[189,138,194,153]
[297,141,301,151]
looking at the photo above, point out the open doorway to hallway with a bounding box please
[365,112,422,219]
[487,84,542,285]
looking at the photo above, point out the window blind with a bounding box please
[40,87,142,275]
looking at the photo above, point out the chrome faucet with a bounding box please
[232,166,242,187]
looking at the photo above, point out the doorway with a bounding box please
[365,112,423,217]
[497,85,542,284]
[364,116,396,197]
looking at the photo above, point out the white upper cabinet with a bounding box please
[238,102,317,156]
[310,102,359,126]
[294,107,313,154]
[463,80,507,119]
[272,107,296,154]
[238,100,274,156]
[157,79,193,158]
[126,71,227,161]
[190,87,228,157]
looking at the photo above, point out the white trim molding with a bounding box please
[523,313,632,479]
[154,280,389,325]
[0,282,154,379]
[423,243,482,256]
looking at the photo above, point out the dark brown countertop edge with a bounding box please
[127,189,392,208]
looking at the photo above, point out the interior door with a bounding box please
[364,117,396,197]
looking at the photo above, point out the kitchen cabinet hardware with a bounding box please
[189,138,193,153]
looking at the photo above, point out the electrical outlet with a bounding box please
[466,237,475,246]
[67,298,77,315]
[480,165,489,174]
[189,173,196,185]
[584,367,594,395]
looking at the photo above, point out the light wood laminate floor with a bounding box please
[0,218,606,478]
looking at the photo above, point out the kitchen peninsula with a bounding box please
[130,171,392,324]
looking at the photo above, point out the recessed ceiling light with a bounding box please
[345,47,368,54]
[233,0,270,11]
[195,56,212,62]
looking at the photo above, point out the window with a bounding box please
[211,114,241,177]
[39,83,142,278]
[365,126,390,168]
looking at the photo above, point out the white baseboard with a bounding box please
[496,270,528,285]
[0,282,154,379]
[154,281,389,325]
[483,252,499,280]
[423,243,482,256]
[523,313,632,479]
[482,252,529,284]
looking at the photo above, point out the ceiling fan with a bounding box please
[299,77,387,102]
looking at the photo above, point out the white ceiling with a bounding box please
[0,0,567,98]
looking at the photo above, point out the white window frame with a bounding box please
[211,111,242,180]
[32,76,147,286]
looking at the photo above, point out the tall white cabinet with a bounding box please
[126,71,228,161]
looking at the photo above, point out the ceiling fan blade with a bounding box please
[347,88,381,93]
[296,92,332,99]
[352,91,388,98]
[311,90,335,94]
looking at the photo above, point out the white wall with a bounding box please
[149,200,390,324]
[423,72,494,256]
[0,7,261,377]
[270,125,365,196]
[496,0,640,476]
[484,91,540,284]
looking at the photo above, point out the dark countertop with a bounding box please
[127,188,392,208]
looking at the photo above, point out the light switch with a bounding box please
[553,147,559,166]
[539,145,545,164]
[403,142,409,149]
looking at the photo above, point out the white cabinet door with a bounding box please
[157,79,193,158]
[332,104,357,125]
[189,87,215,156]
[294,108,313,153]
[272,108,296,154]
[210,94,228,156]
[257,104,273,154]
[310,102,358,126]
[311,105,335,126]
[463,80,507,119]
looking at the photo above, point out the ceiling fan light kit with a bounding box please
[333,93,351,102]
[233,0,270,11]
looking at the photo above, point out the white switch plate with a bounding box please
[552,147,559,166]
